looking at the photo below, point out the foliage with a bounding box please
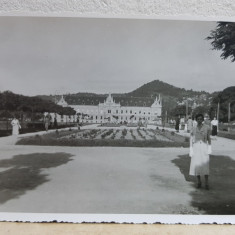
[169,105,192,117]
[211,86,235,122]
[218,131,235,140]
[206,22,235,62]
[192,106,210,118]
[0,91,76,119]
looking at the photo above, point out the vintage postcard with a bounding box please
[0,16,235,224]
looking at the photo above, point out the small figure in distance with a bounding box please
[44,114,51,132]
[11,116,21,136]
[187,116,193,133]
[54,115,58,129]
[76,115,80,130]
[211,117,219,140]
[203,114,211,127]
[175,115,180,133]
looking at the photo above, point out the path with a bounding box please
[0,126,234,214]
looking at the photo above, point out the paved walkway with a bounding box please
[0,126,234,214]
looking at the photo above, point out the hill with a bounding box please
[38,80,211,105]
[126,80,208,98]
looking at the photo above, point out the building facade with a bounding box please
[68,94,162,124]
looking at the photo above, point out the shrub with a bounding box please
[121,129,127,138]
[130,129,136,140]
[137,129,146,139]
[218,131,235,140]
[101,129,114,139]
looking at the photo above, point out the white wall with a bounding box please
[0,0,235,21]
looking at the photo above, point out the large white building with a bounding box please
[65,93,162,124]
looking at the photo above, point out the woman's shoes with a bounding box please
[196,183,209,190]
[197,182,202,188]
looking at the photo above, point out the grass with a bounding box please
[172,154,235,214]
[218,131,235,140]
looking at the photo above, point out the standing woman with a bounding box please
[11,116,21,136]
[189,113,212,190]
[211,117,218,139]
[175,115,180,133]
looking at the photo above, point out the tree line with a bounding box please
[0,91,76,121]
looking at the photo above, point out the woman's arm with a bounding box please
[207,127,211,145]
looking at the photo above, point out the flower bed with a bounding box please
[16,128,189,148]
[16,135,188,148]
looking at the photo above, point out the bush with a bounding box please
[137,129,145,139]
[121,129,127,139]
[101,129,113,139]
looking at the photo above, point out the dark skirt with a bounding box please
[212,125,217,136]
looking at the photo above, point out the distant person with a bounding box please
[53,116,58,129]
[76,116,80,130]
[192,117,197,128]
[11,117,21,136]
[203,114,211,126]
[44,114,51,132]
[211,117,218,139]
[189,113,212,190]
[175,116,180,132]
[144,119,148,129]
[187,116,193,133]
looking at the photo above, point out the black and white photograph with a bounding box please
[0,16,235,223]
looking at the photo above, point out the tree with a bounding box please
[192,106,210,118]
[206,22,235,62]
[169,105,192,118]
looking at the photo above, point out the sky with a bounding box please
[0,17,234,96]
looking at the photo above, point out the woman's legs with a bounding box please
[197,175,201,188]
[205,175,209,190]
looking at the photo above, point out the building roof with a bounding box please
[65,95,156,107]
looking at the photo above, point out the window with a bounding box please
[116,110,118,114]
[130,110,132,114]
[108,110,111,113]
[96,116,98,119]
[121,110,123,114]
[126,110,128,113]
[139,111,141,114]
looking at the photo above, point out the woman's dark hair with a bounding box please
[195,113,204,120]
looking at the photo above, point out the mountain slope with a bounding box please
[126,80,208,98]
